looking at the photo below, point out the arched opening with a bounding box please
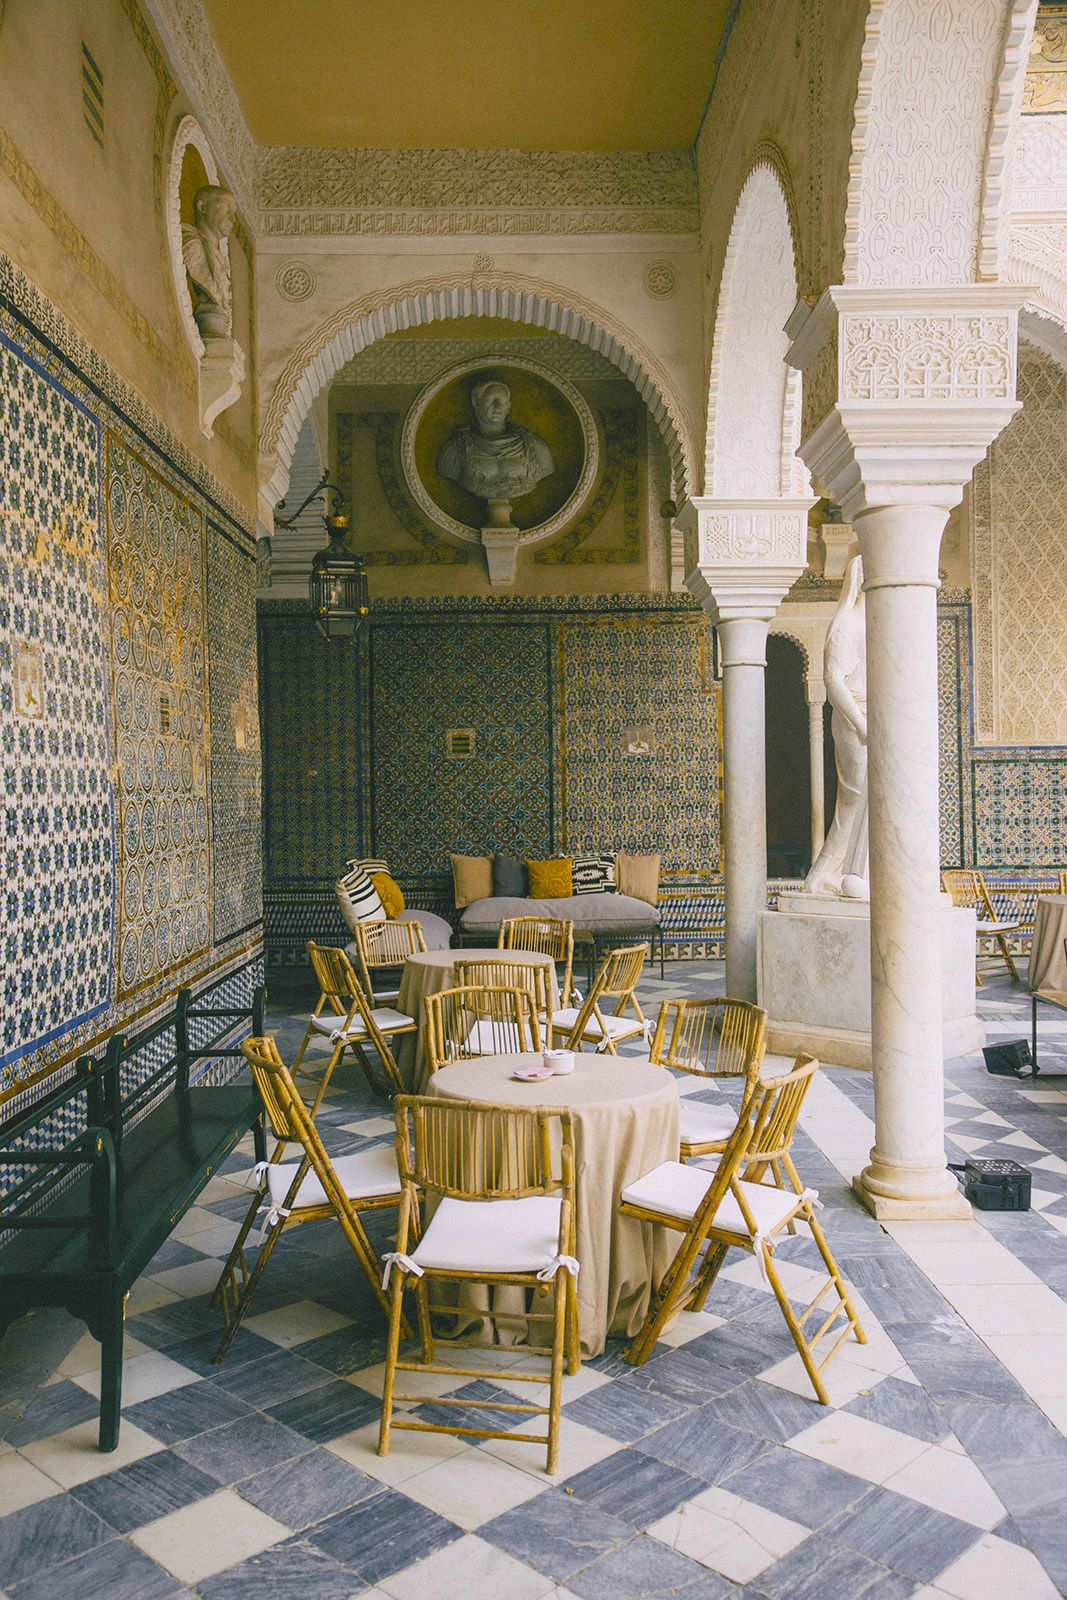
[765,636,812,879]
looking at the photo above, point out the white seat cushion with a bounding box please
[551,1007,643,1041]
[310,1006,414,1039]
[679,1100,738,1146]
[464,1018,526,1055]
[976,919,1018,934]
[267,1144,400,1213]
[411,1195,563,1275]
[621,1160,803,1237]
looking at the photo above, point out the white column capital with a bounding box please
[786,283,1027,520]
[680,496,814,624]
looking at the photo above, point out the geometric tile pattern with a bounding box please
[973,754,1067,868]
[3,963,1066,1599]
[370,621,554,876]
[207,526,262,945]
[937,604,968,867]
[106,432,211,997]
[0,332,114,1075]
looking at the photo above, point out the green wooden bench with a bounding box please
[0,973,266,1450]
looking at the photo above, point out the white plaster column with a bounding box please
[682,498,812,1001]
[788,284,1024,1218]
[806,681,826,860]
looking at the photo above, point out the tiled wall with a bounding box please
[1,259,262,1106]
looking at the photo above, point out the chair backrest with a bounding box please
[351,918,424,996]
[394,1093,574,1205]
[306,940,363,1018]
[743,1053,820,1179]
[559,943,648,1048]
[423,984,542,1073]
[650,997,767,1086]
[942,869,998,923]
[242,1035,384,1229]
[454,957,550,1015]
[498,916,575,1002]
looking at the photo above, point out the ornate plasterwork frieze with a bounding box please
[697,508,809,565]
[333,335,621,387]
[256,145,696,211]
[1023,4,1067,113]
[680,497,812,625]
[840,312,1016,403]
[258,206,698,238]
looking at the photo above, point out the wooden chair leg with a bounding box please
[763,1247,832,1405]
[805,1209,866,1347]
[623,1224,707,1366]
[689,1240,729,1312]
[566,1273,581,1376]
[212,1185,266,1312]
[997,933,1020,983]
[378,1272,407,1457]
[213,1215,288,1363]
[546,1273,568,1474]
[98,1287,125,1452]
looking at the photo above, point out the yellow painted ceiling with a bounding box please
[202,0,730,150]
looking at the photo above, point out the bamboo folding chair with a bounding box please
[498,915,577,1007]
[549,943,649,1053]
[454,957,552,1023]
[378,1095,580,1473]
[942,869,1020,984]
[423,984,542,1075]
[292,941,416,1112]
[619,1054,865,1404]
[649,997,768,1160]
[212,1035,404,1363]
[351,918,426,1005]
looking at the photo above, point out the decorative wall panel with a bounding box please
[973,758,1067,867]
[369,622,553,875]
[937,604,969,867]
[0,258,260,1101]
[0,334,114,1070]
[106,434,211,996]
[209,525,262,942]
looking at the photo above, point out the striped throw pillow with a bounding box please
[335,865,385,933]
[346,857,391,876]
[571,853,617,895]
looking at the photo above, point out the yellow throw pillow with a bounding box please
[451,853,493,909]
[616,850,661,906]
[527,856,574,899]
[370,871,405,919]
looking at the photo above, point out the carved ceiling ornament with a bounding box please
[1024,4,1067,112]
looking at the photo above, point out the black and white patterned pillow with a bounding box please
[335,864,385,933]
[571,853,617,895]
[346,857,391,876]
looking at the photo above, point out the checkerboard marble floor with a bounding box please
[3,964,1067,1599]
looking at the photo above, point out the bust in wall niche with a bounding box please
[182,184,237,339]
[436,380,556,511]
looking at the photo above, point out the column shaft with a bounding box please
[855,504,964,1212]
[718,617,770,1003]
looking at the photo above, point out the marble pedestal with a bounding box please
[757,896,982,1069]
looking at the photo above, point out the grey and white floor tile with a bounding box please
[0,964,1065,1598]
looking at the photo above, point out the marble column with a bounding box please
[806,682,826,861]
[682,498,812,1002]
[787,283,1023,1218]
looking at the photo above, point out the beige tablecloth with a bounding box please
[427,1052,679,1357]
[1028,894,1067,992]
[397,948,559,1092]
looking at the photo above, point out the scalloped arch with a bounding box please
[259,270,697,514]
[704,159,807,498]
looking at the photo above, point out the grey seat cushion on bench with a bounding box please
[459,891,660,937]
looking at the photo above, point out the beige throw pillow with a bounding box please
[450,853,493,909]
[616,850,661,906]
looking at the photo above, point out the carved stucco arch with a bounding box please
[704,158,807,498]
[259,270,698,516]
[843,0,1036,287]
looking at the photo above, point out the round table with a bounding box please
[1029,894,1067,993]
[427,1052,679,1357]
[397,948,560,1091]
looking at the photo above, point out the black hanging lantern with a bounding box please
[309,512,368,640]
[275,472,369,641]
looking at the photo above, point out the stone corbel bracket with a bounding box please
[199,336,246,439]
[786,284,1029,516]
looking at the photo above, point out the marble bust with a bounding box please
[804,553,869,898]
[181,184,237,339]
[436,380,556,504]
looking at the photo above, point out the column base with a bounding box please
[851,1171,972,1221]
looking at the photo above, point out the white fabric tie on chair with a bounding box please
[382,1251,424,1288]
[257,1202,291,1243]
[536,1253,580,1282]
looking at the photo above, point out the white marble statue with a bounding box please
[436,380,556,505]
[804,553,869,899]
[181,184,237,339]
